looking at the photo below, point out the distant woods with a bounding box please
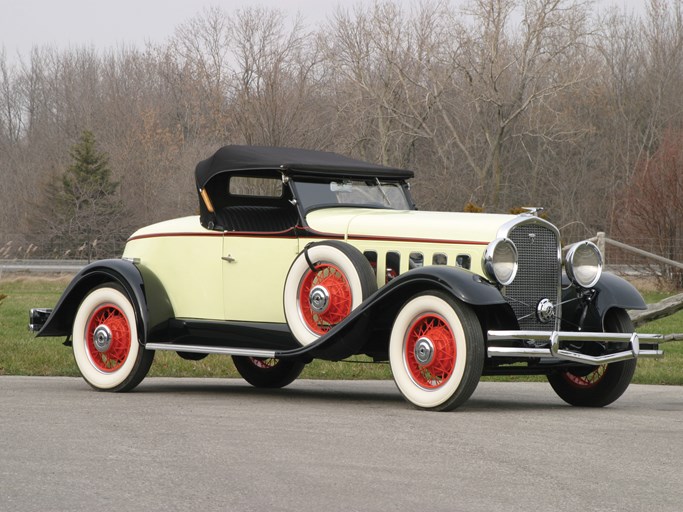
[1,0,683,259]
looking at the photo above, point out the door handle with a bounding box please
[222,255,236,263]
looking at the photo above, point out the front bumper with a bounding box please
[487,330,663,365]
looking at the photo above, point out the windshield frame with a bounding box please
[290,177,415,214]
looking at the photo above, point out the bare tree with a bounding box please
[323,2,443,164]
[229,7,323,147]
[430,0,592,209]
[616,128,683,286]
[165,6,233,140]
[0,48,23,144]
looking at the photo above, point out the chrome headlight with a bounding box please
[565,241,602,288]
[483,238,518,286]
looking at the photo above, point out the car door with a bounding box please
[222,233,299,322]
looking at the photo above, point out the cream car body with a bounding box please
[304,208,514,277]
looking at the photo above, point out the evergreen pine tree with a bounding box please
[61,130,118,207]
[36,131,130,260]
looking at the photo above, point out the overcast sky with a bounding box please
[1,0,647,63]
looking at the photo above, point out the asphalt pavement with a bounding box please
[1,376,681,512]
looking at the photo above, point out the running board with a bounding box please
[145,342,276,359]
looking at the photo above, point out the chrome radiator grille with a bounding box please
[505,223,560,330]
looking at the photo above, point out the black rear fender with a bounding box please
[36,259,173,344]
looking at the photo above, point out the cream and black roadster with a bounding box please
[30,146,662,410]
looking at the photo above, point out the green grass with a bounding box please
[0,275,391,380]
[630,291,683,385]
[0,276,680,384]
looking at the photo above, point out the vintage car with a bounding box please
[30,145,663,411]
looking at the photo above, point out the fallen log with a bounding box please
[630,291,683,327]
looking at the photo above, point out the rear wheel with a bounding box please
[389,292,484,411]
[547,308,637,407]
[72,284,154,391]
[232,356,305,388]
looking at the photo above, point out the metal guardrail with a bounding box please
[0,259,87,274]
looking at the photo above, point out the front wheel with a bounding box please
[232,356,305,388]
[547,308,637,407]
[389,292,484,411]
[72,284,154,391]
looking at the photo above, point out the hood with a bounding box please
[305,208,516,244]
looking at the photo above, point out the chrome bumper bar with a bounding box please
[487,330,663,365]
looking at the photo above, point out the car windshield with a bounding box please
[293,179,411,211]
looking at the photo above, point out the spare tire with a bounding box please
[283,241,377,346]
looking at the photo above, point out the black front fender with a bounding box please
[281,266,508,360]
[36,259,173,344]
[377,265,507,307]
[594,272,647,313]
[561,272,646,331]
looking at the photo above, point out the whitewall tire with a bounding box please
[72,284,154,391]
[284,241,376,346]
[389,292,484,411]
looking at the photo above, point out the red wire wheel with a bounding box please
[298,263,352,335]
[404,314,456,389]
[249,357,278,369]
[562,365,607,389]
[546,309,638,407]
[285,241,378,346]
[232,356,306,388]
[389,292,484,411]
[72,285,154,391]
[85,304,132,372]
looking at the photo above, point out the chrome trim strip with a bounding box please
[145,343,276,358]
[487,330,663,364]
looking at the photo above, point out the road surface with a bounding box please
[1,377,681,512]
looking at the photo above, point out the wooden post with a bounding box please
[597,232,605,261]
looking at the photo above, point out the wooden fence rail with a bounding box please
[586,233,683,329]
[598,232,683,271]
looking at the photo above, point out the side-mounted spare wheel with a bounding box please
[389,291,485,411]
[284,241,377,346]
[547,308,637,407]
[72,284,154,391]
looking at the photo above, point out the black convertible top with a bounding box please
[195,145,414,189]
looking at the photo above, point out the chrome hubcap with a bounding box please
[309,285,330,313]
[93,325,112,352]
[536,298,556,323]
[414,337,434,365]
